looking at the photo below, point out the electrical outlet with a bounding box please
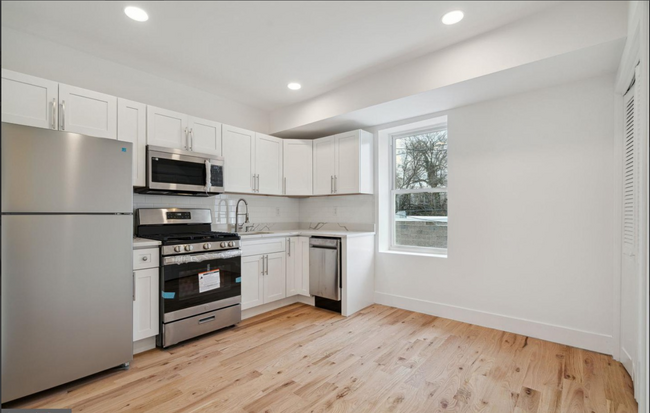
[276,207,280,217]
[334,207,338,216]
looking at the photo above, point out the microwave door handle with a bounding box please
[205,160,212,193]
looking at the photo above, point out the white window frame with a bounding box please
[390,125,448,255]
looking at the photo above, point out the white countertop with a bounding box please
[133,237,162,248]
[238,230,375,239]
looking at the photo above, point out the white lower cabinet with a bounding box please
[133,267,159,341]
[241,255,264,309]
[132,247,160,342]
[286,237,310,297]
[241,252,286,310]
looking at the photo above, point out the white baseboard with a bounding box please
[133,336,156,355]
[374,291,612,355]
[242,295,315,320]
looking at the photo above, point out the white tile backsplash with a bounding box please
[133,193,374,231]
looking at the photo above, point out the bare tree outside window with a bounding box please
[392,128,448,250]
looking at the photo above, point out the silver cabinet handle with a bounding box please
[331,176,334,193]
[189,128,194,151]
[252,174,255,192]
[256,174,260,192]
[132,272,136,301]
[334,175,338,193]
[283,177,287,195]
[265,255,269,275]
[261,255,265,275]
[60,100,65,130]
[183,127,188,149]
[287,238,291,256]
[51,98,56,129]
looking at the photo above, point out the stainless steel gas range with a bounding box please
[135,208,241,348]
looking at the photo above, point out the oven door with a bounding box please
[161,250,241,323]
[147,146,224,194]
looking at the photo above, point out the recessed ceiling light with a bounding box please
[442,10,464,25]
[124,6,149,22]
[287,82,302,90]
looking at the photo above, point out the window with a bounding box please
[391,126,448,253]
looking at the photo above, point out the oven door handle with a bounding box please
[163,249,242,265]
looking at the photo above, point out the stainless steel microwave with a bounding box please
[136,146,224,196]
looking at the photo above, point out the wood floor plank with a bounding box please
[3,303,637,413]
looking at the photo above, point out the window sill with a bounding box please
[381,248,448,258]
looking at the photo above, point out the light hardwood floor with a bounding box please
[5,303,637,412]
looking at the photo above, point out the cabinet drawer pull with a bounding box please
[198,315,216,324]
[142,256,148,261]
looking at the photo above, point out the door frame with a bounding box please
[613,1,648,405]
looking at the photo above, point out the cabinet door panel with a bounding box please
[313,136,336,195]
[222,124,255,193]
[118,99,146,187]
[297,237,310,297]
[264,252,286,304]
[334,131,360,194]
[286,237,298,296]
[241,255,263,310]
[189,116,221,156]
[1,69,58,130]
[283,140,312,195]
[256,133,283,195]
[59,84,117,139]
[146,106,187,150]
[133,268,159,341]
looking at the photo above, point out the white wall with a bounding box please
[373,75,617,354]
[0,26,269,133]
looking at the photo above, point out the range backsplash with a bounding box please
[133,193,375,232]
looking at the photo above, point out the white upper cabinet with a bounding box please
[313,130,373,195]
[222,124,256,193]
[1,69,58,130]
[313,135,336,195]
[188,116,222,156]
[58,84,117,139]
[255,133,283,195]
[117,98,147,187]
[283,139,313,196]
[146,106,188,150]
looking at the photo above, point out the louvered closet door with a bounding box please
[620,76,639,380]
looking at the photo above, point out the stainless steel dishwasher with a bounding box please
[309,237,341,312]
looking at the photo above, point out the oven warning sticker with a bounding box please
[198,269,221,293]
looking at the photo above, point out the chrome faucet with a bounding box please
[235,198,249,231]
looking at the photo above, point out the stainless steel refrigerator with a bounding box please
[1,123,134,403]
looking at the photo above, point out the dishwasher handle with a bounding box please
[309,237,340,249]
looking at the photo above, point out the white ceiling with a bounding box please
[1,1,559,111]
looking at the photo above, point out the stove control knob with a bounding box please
[228,241,234,247]
[203,243,211,250]
[220,242,227,248]
[174,246,182,253]
[184,245,194,252]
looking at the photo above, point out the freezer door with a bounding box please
[1,123,132,213]
[1,214,133,403]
